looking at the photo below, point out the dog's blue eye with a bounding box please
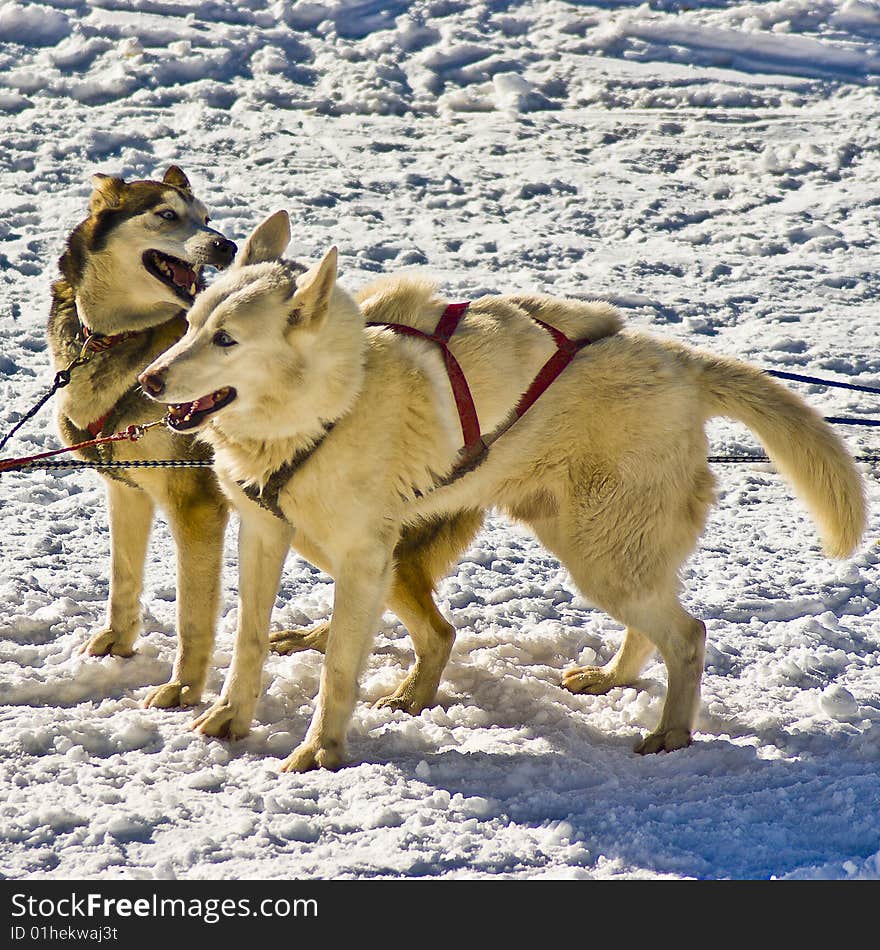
[213,330,236,347]
[158,209,177,221]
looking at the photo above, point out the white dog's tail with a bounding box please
[696,354,866,558]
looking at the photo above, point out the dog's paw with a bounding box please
[373,693,423,715]
[78,628,136,658]
[373,677,432,715]
[280,739,344,773]
[269,622,329,655]
[144,681,202,710]
[634,729,692,755]
[561,665,616,695]
[191,698,251,740]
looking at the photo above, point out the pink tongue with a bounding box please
[192,392,218,412]
[170,261,194,287]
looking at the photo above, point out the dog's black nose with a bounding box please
[139,369,166,398]
[211,237,237,267]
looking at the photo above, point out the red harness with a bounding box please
[367,302,591,473]
[80,326,145,436]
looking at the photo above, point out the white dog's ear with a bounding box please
[236,210,291,267]
[289,246,337,329]
[89,173,126,212]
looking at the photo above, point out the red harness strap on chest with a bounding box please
[80,325,144,437]
[87,415,108,437]
[367,302,591,468]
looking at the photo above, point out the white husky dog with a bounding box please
[140,211,866,772]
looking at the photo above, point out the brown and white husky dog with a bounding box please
[47,166,236,708]
[141,211,865,770]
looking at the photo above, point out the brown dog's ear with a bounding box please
[236,210,291,267]
[163,165,192,194]
[89,173,126,212]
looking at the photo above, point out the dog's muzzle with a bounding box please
[139,367,166,398]
[207,237,237,269]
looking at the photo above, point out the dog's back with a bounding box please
[358,276,623,438]
[357,276,622,343]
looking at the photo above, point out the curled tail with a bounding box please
[697,354,866,558]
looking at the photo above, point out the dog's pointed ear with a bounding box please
[289,246,337,329]
[163,165,192,195]
[89,173,126,212]
[236,210,291,268]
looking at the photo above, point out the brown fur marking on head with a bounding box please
[89,174,127,213]
[59,170,197,286]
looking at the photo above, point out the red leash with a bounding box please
[0,421,164,473]
[0,325,148,454]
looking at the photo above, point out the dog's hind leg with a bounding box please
[587,596,705,754]
[631,606,705,754]
[565,565,705,753]
[145,485,228,709]
[562,626,655,696]
[526,497,706,753]
[373,562,456,714]
[79,480,153,658]
[269,620,329,655]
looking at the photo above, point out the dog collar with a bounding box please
[238,422,336,520]
[77,325,149,436]
[80,324,145,352]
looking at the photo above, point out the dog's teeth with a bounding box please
[189,282,197,296]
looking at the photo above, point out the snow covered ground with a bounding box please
[1,1,880,880]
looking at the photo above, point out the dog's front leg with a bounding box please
[80,480,153,658]
[282,544,393,772]
[192,509,293,740]
[145,492,228,709]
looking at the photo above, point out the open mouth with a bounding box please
[143,250,205,303]
[166,387,236,431]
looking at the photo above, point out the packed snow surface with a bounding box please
[1,1,879,880]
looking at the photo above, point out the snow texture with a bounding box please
[1,0,879,881]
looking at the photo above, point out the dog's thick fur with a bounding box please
[142,211,866,770]
[48,167,236,707]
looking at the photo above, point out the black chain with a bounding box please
[1,459,214,472]
[708,454,880,464]
[2,454,878,474]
